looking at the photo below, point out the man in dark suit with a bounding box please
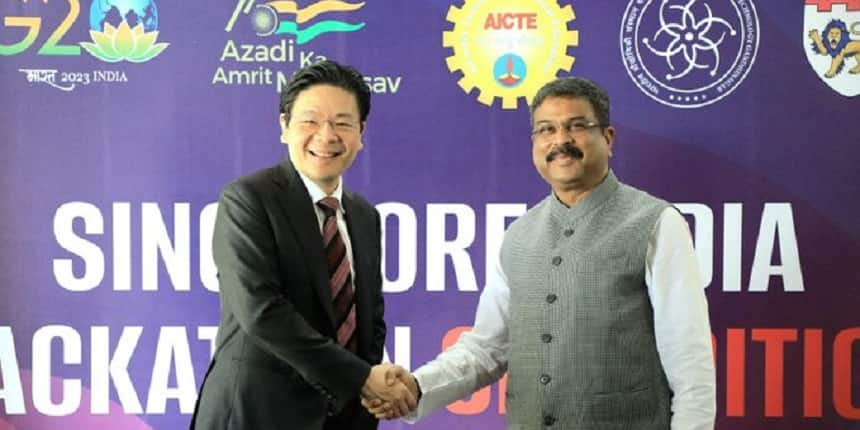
[190,60,415,430]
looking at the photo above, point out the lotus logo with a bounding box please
[81,21,168,63]
[80,0,169,63]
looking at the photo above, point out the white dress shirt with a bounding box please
[409,207,716,430]
[297,172,356,279]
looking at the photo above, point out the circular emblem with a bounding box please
[620,0,759,108]
[90,0,159,32]
[443,0,579,109]
[252,5,279,36]
[493,53,527,88]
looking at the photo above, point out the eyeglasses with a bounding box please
[291,116,360,134]
[531,119,604,140]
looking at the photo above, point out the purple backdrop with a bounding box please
[1,0,859,429]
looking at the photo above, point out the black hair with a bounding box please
[530,77,610,126]
[279,59,371,124]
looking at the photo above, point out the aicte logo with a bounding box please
[483,12,538,30]
[0,0,168,62]
[484,13,538,90]
[443,0,579,109]
[620,0,759,108]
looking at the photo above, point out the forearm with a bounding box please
[670,380,717,430]
[405,251,512,422]
[408,334,508,421]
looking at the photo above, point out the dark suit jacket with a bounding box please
[190,160,385,430]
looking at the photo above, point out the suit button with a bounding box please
[551,256,562,265]
[540,374,551,385]
[544,414,556,426]
[542,333,553,343]
[563,229,574,237]
[546,294,557,304]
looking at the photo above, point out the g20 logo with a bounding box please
[0,0,81,55]
[0,0,168,62]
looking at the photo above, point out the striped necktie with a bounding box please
[317,197,357,353]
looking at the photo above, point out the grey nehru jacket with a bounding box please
[501,170,672,430]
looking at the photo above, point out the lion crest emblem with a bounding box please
[804,0,860,96]
[808,19,860,77]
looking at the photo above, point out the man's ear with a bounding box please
[357,122,366,151]
[603,126,615,158]
[279,113,289,143]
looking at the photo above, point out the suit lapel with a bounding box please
[272,160,337,331]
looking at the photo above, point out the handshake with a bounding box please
[359,364,419,420]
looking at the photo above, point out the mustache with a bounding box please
[546,143,584,162]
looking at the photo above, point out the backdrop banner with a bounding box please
[1,1,858,429]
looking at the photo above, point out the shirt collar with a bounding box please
[548,169,619,223]
[297,171,346,213]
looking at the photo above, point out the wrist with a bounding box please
[412,375,423,401]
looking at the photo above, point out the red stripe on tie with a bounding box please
[337,306,356,345]
[317,197,357,353]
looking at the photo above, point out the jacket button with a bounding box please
[551,256,562,265]
[544,414,556,426]
[546,294,557,304]
[540,374,551,385]
[542,333,553,343]
[563,229,574,237]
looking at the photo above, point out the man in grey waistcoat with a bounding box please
[364,77,716,429]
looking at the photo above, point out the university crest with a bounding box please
[804,0,860,96]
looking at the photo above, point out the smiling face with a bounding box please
[531,96,614,200]
[280,84,364,194]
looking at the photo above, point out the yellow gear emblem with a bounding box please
[443,0,579,109]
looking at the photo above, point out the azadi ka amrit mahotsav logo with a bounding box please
[227,0,365,43]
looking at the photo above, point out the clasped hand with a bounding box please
[360,364,418,419]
